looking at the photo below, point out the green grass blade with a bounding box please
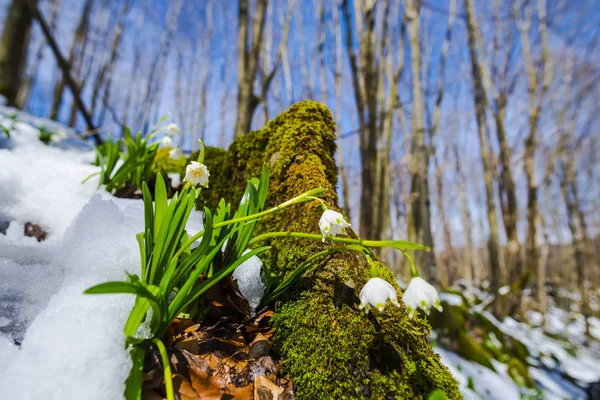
[153,174,168,240]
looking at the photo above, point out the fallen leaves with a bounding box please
[142,308,293,399]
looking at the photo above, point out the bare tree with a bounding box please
[464,0,506,315]
[342,0,408,251]
[90,0,131,125]
[332,0,351,220]
[16,0,61,109]
[405,0,436,277]
[235,0,294,138]
[49,0,94,121]
[0,0,37,107]
[514,0,552,293]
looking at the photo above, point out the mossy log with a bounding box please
[206,101,461,399]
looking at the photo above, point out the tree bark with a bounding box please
[49,0,93,121]
[27,0,100,144]
[16,0,61,109]
[234,0,267,138]
[0,0,37,107]
[514,0,552,296]
[406,0,436,279]
[464,0,506,316]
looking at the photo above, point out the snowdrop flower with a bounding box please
[359,277,400,314]
[184,161,209,188]
[169,147,183,159]
[160,135,173,148]
[402,277,442,318]
[166,123,180,136]
[319,209,350,242]
[50,129,68,143]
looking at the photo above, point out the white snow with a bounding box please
[0,110,208,399]
[233,250,266,312]
[0,195,141,399]
[0,111,140,398]
[482,310,600,385]
[435,347,521,400]
[0,114,98,241]
[440,292,463,306]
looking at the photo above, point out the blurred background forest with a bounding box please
[0,0,598,324]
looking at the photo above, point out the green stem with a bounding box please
[81,171,101,184]
[175,188,326,259]
[248,231,429,252]
[400,250,420,278]
[152,338,174,400]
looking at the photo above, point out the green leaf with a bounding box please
[257,163,270,208]
[142,181,154,236]
[1,125,10,138]
[153,174,167,239]
[197,139,205,163]
[84,281,159,306]
[124,297,151,338]
[178,246,271,313]
[124,345,146,400]
[427,390,449,400]
[167,233,237,321]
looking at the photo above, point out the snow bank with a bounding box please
[0,114,98,241]
[0,195,141,399]
[0,110,207,399]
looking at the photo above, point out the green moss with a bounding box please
[206,101,461,399]
[506,358,536,388]
[456,332,496,371]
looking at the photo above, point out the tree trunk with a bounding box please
[514,0,552,298]
[464,0,506,317]
[207,100,461,399]
[333,0,351,220]
[454,145,475,283]
[49,0,93,121]
[234,0,268,138]
[0,0,36,107]
[406,0,436,280]
[16,0,61,109]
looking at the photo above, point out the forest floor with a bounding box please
[1,107,599,399]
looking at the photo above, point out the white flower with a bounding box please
[402,277,442,318]
[359,277,400,314]
[184,161,209,188]
[160,136,173,148]
[166,123,180,136]
[50,129,68,143]
[319,209,350,242]
[169,147,183,159]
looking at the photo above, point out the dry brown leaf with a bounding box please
[254,375,285,400]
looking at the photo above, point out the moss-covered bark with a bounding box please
[207,101,461,399]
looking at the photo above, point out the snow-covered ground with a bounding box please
[1,108,599,399]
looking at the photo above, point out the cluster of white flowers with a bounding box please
[357,274,442,316]
[50,129,68,143]
[160,123,185,159]
[316,208,441,317]
[184,161,209,188]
